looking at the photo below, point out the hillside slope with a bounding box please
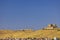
[0,24,60,39]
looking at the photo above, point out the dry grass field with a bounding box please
[0,24,60,39]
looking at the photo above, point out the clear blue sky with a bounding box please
[0,0,60,30]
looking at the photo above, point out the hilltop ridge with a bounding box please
[0,24,60,39]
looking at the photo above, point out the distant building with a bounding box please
[43,24,58,30]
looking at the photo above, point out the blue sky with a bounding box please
[0,0,60,30]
